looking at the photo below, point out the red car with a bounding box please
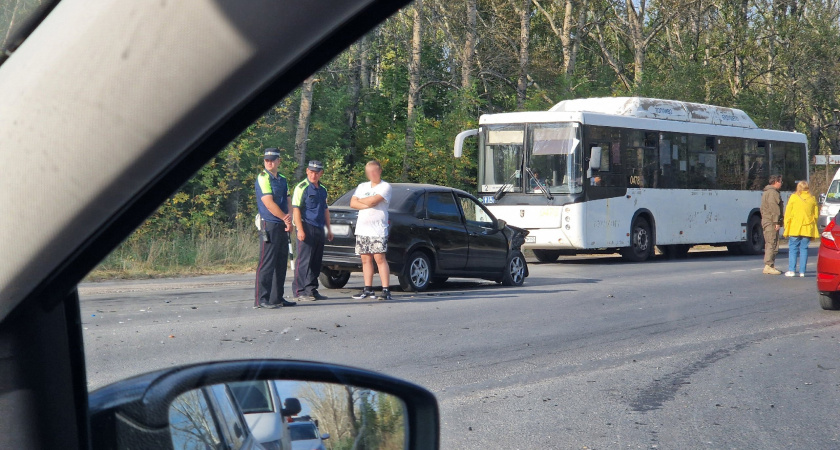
[816,213,840,310]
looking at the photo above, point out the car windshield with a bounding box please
[290,424,318,441]
[63,1,840,449]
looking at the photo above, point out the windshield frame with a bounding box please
[477,122,583,195]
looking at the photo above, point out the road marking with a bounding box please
[711,271,726,274]
[732,270,746,272]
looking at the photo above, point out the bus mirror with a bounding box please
[589,147,602,171]
[454,128,479,158]
[819,193,827,204]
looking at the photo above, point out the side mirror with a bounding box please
[497,219,507,230]
[321,432,331,440]
[454,128,478,157]
[589,146,602,171]
[89,360,440,450]
[819,193,827,204]
[281,397,302,416]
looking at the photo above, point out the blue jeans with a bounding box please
[788,236,811,274]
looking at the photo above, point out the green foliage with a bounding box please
[103,0,840,273]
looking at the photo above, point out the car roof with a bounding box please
[0,0,411,321]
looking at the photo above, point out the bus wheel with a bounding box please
[739,215,764,255]
[532,249,561,263]
[621,217,653,262]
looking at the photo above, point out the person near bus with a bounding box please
[349,160,393,300]
[292,160,333,301]
[760,174,784,275]
[254,148,296,308]
[783,180,819,277]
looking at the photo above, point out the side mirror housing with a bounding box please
[454,128,479,158]
[819,193,827,204]
[321,433,331,440]
[88,360,440,450]
[281,397,302,416]
[497,219,507,230]
[589,146,602,171]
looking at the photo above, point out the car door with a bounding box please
[422,191,469,271]
[457,194,508,272]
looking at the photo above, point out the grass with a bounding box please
[86,227,262,281]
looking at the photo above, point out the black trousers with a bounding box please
[255,221,289,306]
[294,222,325,297]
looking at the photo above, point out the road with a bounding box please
[80,248,840,449]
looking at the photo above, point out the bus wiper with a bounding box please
[493,168,520,201]
[524,166,553,200]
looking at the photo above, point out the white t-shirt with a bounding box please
[354,180,392,237]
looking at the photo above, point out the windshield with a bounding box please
[478,123,582,195]
[290,424,318,441]
[528,123,582,194]
[826,179,840,203]
[478,125,524,193]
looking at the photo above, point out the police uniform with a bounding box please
[254,149,292,307]
[292,161,329,299]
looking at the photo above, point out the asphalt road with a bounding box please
[80,248,840,449]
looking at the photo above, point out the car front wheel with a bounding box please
[500,251,527,286]
[398,251,432,292]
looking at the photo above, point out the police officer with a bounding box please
[292,160,333,301]
[254,148,297,308]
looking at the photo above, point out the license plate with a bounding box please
[330,224,351,236]
[525,236,536,243]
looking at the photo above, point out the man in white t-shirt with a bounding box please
[349,160,393,300]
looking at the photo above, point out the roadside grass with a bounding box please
[86,227,261,281]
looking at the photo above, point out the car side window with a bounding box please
[458,195,495,228]
[426,192,462,223]
[169,388,223,450]
[413,193,426,218]
[209,384,250,449]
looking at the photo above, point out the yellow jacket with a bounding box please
[783,192,819,238]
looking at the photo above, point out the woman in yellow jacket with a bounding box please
[783,180,819,277]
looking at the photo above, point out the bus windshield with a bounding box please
[528,123,582,194]
[478,123,582,194]
[479,125,525,193]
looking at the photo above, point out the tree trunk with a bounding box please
[346,41,362,165]
[294,76,316,180]
[515,0,530,109]
[461,0,477,89]
[403,0,423,181]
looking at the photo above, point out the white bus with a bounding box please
[453,97,808,262]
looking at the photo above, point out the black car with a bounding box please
[320,184,529,291]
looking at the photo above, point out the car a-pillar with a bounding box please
[621,209,655,262]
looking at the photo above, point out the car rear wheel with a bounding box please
[500,251,527,286]
[398,251,432,292]
[819,291,840,310]
[620,217,653,262]
[319,270,351,289]
[532,249,561,263]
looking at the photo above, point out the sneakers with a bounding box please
[295,295,316,302]
[800,273,805,277]
[377,289,392,301]
[784,271,795,277]
[352,290,375,300]
[763,265,782,275]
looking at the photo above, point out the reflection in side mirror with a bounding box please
[819,193,827,204]
[171,381,407,450]
[88,360,439,450]
[497,219,507,230]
